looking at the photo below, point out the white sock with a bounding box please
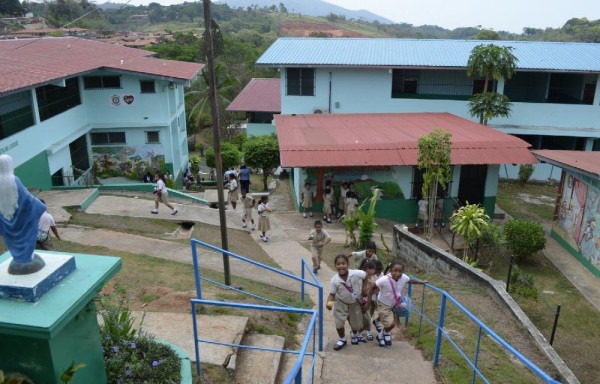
[339,337,346,342]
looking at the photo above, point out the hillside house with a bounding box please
[227,78,280,136]
[0,37,203,189]
[255,38,600,182]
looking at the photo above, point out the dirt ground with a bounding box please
[279,21,367,37]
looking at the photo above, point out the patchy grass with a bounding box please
[496,181,557,222]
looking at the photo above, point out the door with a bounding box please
[457,165,487,206]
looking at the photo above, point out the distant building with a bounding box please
[227,78,280,136]
[0,37,204,189]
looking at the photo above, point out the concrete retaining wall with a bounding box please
[393,225,579,384]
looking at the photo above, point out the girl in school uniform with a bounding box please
[257,195,272,242]
[338,182,349,218]
[301,182,314,218]
[345,191,359,219]
[373,260,428,347]
[323,187,334,223]
[240,190,255,230]
[326,254,369,351]
[358,259,376,342]
[228,173,239,210]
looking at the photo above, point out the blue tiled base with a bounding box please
[0,253,76,302]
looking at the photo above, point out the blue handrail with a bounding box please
[189,239,323,383]
[408,277,561,384]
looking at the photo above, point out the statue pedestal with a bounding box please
[0,251,121,384]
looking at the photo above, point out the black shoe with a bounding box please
[350,335,359,345]
[376,335,386,347]
[313,267,318,274]
[334,340,347,351]
[384,334,392,346]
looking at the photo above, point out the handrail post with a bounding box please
[318,284,324,351]
[550,305,561,346]
[434,294,447,366]
[472,326,483,384]
[295,367,302,384]
[301,261,305,302]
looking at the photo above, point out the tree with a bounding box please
[450,203,490,260]
[185,62,240,135]
[473,29,502,40]
[0,0,25,16]
[205,142,241,170]
[417,129,452,239]
[242,135,280,191]
[466,43,518,124]
[504,219,546,261]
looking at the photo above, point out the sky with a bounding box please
[102,0,600,34]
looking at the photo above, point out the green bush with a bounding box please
[206,142,242,170]
[518,164,535,186]
[509,265,539,299]
[504,219,546,261]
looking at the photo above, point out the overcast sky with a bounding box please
[104,0,600,33]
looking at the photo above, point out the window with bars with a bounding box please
[391,69,420,98]
[36,77,81,121]
[90,132,126,145]
[83,76,121,89]
[286,68,315,96]
[140,80,156,94]
[146,131,160,144]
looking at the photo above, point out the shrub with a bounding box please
[206,142,242,170]
[504,219,546,261]
[509,265,539,299]
[518,164,535,186]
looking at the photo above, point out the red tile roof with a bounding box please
[227,78,281,112]
[275,112,537,167]
[0,37,204,94]
[532,150,600,179]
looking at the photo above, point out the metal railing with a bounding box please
[407,279,561,384]
[190,239,323,383]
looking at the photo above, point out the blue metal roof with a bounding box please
[256,38,600,72]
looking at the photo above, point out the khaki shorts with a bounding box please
[377,300,395,329]
[311,246,323,268]
[333,299,363,330]
[155,192,170,205]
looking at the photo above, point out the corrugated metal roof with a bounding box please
[257,38,600,72]
[0,37,204,94]
[275,112,537,168]
[532,150,600,179]
[227,78,281,112]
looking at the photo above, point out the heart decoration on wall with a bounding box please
[123,95,135,105]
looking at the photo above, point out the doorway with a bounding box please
[457,165,487,206]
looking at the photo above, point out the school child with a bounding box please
[358,259,376,342]
[151,172,177,215]
[338,182,349,218]
[257,196,272,242]
[373,260,428,347]
[301,182,314,218]
[345,191,359,218]
[308,220,331,274]
[349,240,378,268]
[326,255,369,351]
[240,191,255,230]
[323,187,334,223]
[416,196,428,228]
[366,260,384,340]
[348,182,357,200]
[228,173,239,210]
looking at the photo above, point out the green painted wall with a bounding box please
[552,230,600,279]
[483,196,496,219]
[15,151,52,190]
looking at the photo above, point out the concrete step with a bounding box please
[129,311,248,369]
[234,333,285,384]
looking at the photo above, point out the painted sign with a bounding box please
[110,95,135,107]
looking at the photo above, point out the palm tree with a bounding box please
[185,62,240,134]
[466,44,518,125]
[450,203,490,260]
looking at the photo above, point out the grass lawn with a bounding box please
[496,180,557,222]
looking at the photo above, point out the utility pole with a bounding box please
[203,0,231,285]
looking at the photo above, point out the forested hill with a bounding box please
[216,0,394,24]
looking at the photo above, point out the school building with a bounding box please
[532,150,600,279]
[235,38,600,180]
[0,37,204,190]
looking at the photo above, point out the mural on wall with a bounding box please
[556,173,600,268]
[91,145,164,179]
[304,167,404,200]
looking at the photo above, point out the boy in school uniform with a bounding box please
[308,220,331,274]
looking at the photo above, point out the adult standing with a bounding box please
[239,164,251,193]
[151,172,178,215]
[37,199,62,250]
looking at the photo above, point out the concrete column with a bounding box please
[584,137,595,151]
[497,77,505,95]
[594,74,600,106]
[30,89,40,124]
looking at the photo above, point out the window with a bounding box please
[146,131,160,144]
[140,80,156,94]
[286,68,314,96]
[83,76,121,89]
[36,77,81,121]
[0,90,35,140]
[392,69,420,98]
[90,132,126,145]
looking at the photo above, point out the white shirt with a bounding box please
[376,273,410,307]
[350,250,378,268]
[39,211,55,233]
[309,228,331,248]
[229,179,238,192]
[329,269,366,304]
[156,179,168,194]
